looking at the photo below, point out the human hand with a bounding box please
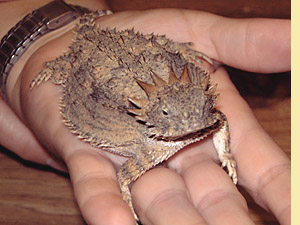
[1,8,290,225]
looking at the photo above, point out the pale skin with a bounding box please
[0,0,290,225]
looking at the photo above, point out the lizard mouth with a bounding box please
[154,120,221,142]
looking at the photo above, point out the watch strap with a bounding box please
[0,0,91,100]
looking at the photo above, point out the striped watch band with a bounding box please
[0,0,90,100]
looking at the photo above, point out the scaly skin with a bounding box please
[30,11,237,224]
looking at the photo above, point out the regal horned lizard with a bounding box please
[30,11,237,223]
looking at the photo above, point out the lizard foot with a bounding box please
[221,153,238,184]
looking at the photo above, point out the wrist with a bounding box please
[1,0,109,110]
[0,0,109,40]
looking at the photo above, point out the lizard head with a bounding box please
[128,65,220,141]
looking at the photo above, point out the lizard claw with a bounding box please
[221,153,238,184]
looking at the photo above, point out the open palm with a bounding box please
[1,9,290,225]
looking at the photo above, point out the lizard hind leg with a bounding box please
[212,111,238,184]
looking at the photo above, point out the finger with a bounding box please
[186,11,290,73]
[166,138,253,225]
[212,67,291,224]
[0,97,65,170]
[132,167,207,225]
[179,155,254,225]
[65,148,136,225]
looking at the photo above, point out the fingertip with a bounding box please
[81,193,136,225]
[209,17,290,73]
[65,149,136,225]
[0,98,54,165]
[132,167,205,225]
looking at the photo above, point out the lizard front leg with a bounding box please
[212,111,238,184]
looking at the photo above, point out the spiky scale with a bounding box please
[150,71,167,87]
[136,79,157,97]
[128,97,148,108]
[180,65,191,84]
[168,68,179,84]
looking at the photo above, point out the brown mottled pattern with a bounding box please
[30,11,237,224]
